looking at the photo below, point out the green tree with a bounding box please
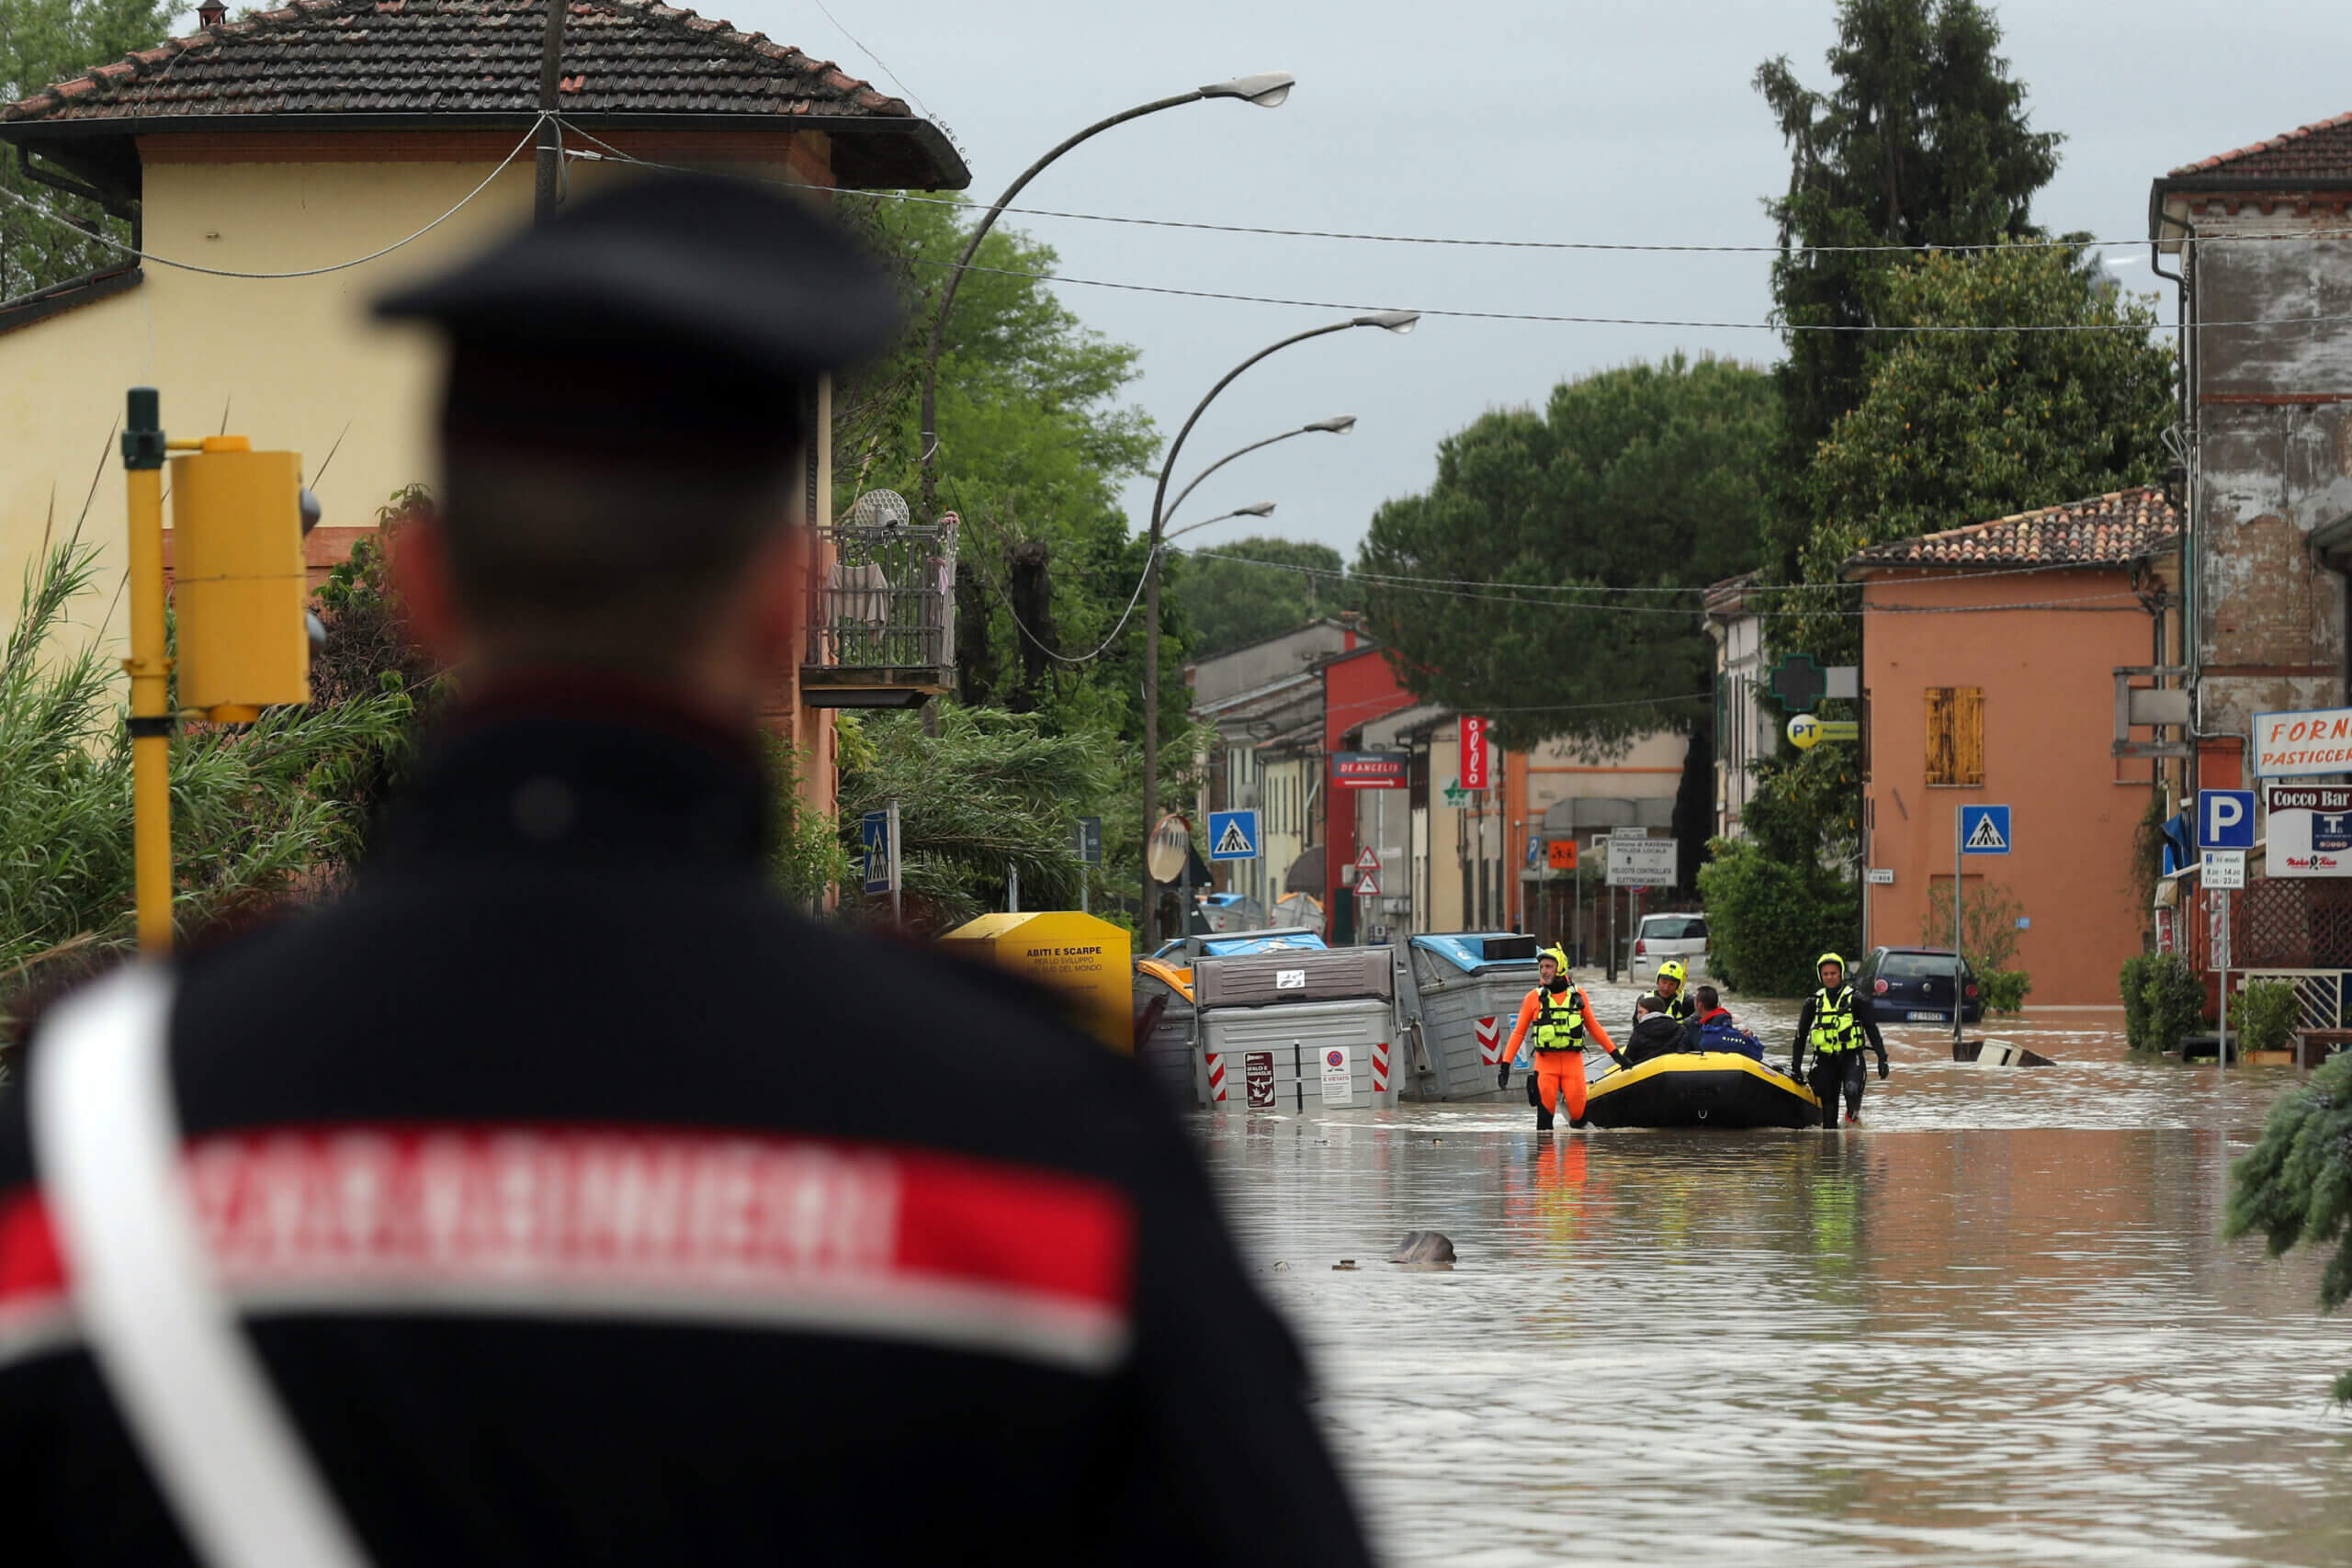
[1,527,413,1048]
[2226,1052,2352,1401]
[830,193,1163,728]
[1696,835,1860,998]
[1,0,177,298]
[1176,536,1359,658]
[823,194,1202,919]
[835,705,1114,933]
[1736,0,2063,889]
[1754,0,2061,556]
[1353,354,1775,750]
[1781,243,2174,660]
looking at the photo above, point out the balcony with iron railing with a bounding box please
[800,491,956,708]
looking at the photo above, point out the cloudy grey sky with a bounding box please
[725,0,2346,559]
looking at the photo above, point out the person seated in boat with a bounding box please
[1680,986,1765,1060]
[1632,958,1697,1031]
[1619,993,1690,1068]
[1498,945,1617,1132]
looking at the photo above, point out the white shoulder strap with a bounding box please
[28,964,373,1568]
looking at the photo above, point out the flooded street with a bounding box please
[1197,980,2352,1566]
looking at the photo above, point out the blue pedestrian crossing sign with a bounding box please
[2198,788,2256,851]
[1960,805,2012,855]
[861,810,892,895]
[1207,809,1261,862]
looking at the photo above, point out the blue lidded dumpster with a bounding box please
[1398,933,1542,1100]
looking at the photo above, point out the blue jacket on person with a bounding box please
[1686,1007,1765,1060]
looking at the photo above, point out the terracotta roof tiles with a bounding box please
[2,0,909,126]
[2166,110,2352,183]
[1847,487,2179,570]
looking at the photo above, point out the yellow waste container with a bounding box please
[940,911,1133,1051]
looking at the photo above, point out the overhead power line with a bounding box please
[0,119,547,280]
[928,257,2338,334]
[1175,546,2149,618]
[555,136,2347,257]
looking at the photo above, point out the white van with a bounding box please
[1628,912,1710,986]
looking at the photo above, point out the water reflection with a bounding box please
[1196,982,2352,1566]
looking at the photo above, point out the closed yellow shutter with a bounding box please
[1954,686,1984,786]
[1926,687,1954,785]
[1925,687,1984,786]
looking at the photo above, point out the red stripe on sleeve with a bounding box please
[893,1152,1135,1313]
[0,1188,65,1310]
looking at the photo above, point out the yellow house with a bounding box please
[0,0,966,815]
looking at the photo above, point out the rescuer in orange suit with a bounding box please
[1497,946,1617,1130]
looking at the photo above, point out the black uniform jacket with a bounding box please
[1792,984,1889,1066]
[0,691,1372,1567]
[1617,1011,1689,1068]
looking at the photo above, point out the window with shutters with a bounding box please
[1925,687,1984,786]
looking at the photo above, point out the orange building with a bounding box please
[1847,491,2179,1005]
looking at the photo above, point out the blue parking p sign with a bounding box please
[2199,788,2256,851]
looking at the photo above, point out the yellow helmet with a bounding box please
[1817,952,1846,972]
[1657,959,1687,986]
[1539,944,1569,971]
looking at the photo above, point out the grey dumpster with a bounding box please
[1400,933,1541,1100]
[1133,962,1200,1108]
[1197,948,1398,1111]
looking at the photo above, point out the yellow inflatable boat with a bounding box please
[1582,1052,1822,1130]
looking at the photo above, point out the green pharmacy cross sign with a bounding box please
[1768,654,1860,716]
[1770,654,1828,714]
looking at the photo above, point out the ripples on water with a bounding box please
[1194,983,2352,1566]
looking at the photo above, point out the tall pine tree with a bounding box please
[1753,0,2060,582]
[1354,354,1775,751]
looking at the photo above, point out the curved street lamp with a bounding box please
[1160,414,1353,531]
[915,72,1297,520]
[1138,313,1419,945]
[1165,498,1277,545]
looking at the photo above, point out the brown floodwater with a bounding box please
[1196,981,2352,1566]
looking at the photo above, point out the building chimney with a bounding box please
[198,0,226,26]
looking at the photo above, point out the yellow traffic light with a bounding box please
[170,435,310,721]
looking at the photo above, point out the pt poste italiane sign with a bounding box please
[2255,706,2352,779]
[2266,785,2352,878]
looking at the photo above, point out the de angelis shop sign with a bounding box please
[1330,751,1408,789]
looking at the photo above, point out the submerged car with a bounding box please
[1628,912,1710,987]
[1855,946,1983,1026]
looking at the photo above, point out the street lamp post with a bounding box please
[1170,500,1277,542]
[1160,414,1353,531]
[1138,314,1417,946]
[916,72,1295,522]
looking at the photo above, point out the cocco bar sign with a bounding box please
[2267,784,2352,877]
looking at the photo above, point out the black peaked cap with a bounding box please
[375,171,901,378]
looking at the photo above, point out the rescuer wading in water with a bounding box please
[1791,952,1890,1127]
[1498,946,1616,1130]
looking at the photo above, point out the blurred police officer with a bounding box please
[0,175,1372,1567]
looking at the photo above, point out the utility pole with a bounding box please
[534,0,566,223]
